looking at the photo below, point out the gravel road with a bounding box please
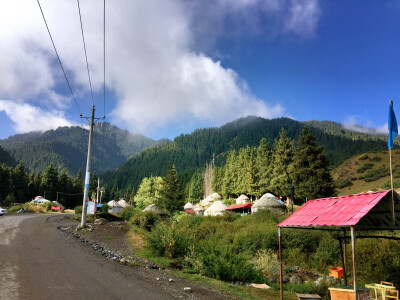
[0,214,234,300]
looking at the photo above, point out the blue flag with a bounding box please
[388,100,398,149]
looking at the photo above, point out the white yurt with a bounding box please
[184,202,195,210]
[251,193,287,214]
[236,194,250,205]
[193,205,205,215]
[143,204,168,216]
[201,196,214,207]
[210,192,222,200]
[107,200,123,214]
[204,200,228,216]
[118,199,130,208]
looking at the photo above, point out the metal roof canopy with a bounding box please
[276,190,400,300]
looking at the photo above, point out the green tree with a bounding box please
[134,176,164,209]
[41,163,59,200]
[256,138,273,196]
[27,173,41,200]
[158,163,183,214]
[188,171,203,202]
[58,169,73,207]
[290,127,336,202]
[222,150,237,198]
[110,183,119,200]
[211,166,224,195]
[11,162,29,203]
[269,128,295,197]
[0,164,12,206]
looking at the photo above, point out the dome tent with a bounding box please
[193,205,205,215]
[204,200,227,216]
[107,200,123,214]
[184,202,195,210]
[236,194,250,205]
[201,192,222,207]
[251,193,287,214]
[143,204,168,216]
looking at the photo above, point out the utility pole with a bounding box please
[81,105,95,227]
[100,188,104,204]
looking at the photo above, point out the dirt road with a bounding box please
[0,214,233,300]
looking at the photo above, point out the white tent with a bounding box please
[236,194,250,205]
[143,204,168,216]
[204,200,227,216]
[251,193,287,214]
[107,200,123,214]
[193,204,205,215]
[184,202,195,210]
[118,199,129,208]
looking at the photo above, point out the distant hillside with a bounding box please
[333,150,400,195]
[0,145,16,167]
[104,116,389,191]
[0,122,164,175]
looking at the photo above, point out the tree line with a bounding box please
[186,127,336,204]
[0,162,103,208]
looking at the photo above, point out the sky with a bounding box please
[1,0,399,140]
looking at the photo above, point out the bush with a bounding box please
[7,205,26,213]
[100,204,109,214]
[75,206,83,215]
[359,154,369,160]
[147,222,194,258]
[120,206,140,221]
[357,162,374,173]
[252,249,280,282]
[43,201,53,211]
[335,179,353,188]
[130,211,161,231]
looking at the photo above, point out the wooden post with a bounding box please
[343,236,348,286]
[351,226,357,300]
[339,236,348,286]
[279,227,283,300]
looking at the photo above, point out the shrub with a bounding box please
[43,201,53,211]
[252,249,280,282]
[185,239,264,283]
[75,206,83,215]
[120,206,140,221]
[357,162,374,173]
[371,155,382,162]
[335,179,353,188]
[7,205,26,213]
[130,211,161,231]
[100,204,109,214]
[359,154,369,160]
[147,222,194,258]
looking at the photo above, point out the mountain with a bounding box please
[333,150,400,195]
[103,116,389,191]
[0,122,165,175]
[0,145,16,167]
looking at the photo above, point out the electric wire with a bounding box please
[36,0,82,116]
[103,0,106,118]
[77,0,95,106]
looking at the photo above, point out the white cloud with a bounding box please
[285,0,321,37]
[0,0,319,136]
[0,100,75,133]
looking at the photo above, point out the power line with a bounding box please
[103,0,106,118]
[36,0,82,116]
[77,0,95,106]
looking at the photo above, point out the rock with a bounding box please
[94,218,108,225]
[183,287,192,292]
[156,278,160,281]
[250,284,270,289]
[168,278,174,282]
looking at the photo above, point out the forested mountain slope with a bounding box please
[0,145,16,167]
[0,122,161,175]
[104,116,388,191]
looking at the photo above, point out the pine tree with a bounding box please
[211,166,224,195]
[245,146,258,199]
[256,138,272,197]
[159,163,183,213]
[188,171,203,202]
[0,164,12,206]
[41,163,58,200]
[269,128,295,197]
[58,169,73,207]
[11,162,29,203]
[290,126,336,202]
[222,150,237,198]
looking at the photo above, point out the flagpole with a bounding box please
[390,147,395,226]
[388,100,397,227]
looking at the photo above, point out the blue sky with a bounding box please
[0,0,399,140]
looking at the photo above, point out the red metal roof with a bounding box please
[278,190,391,227]
[184,209,196,214]
[226,203,252,210]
